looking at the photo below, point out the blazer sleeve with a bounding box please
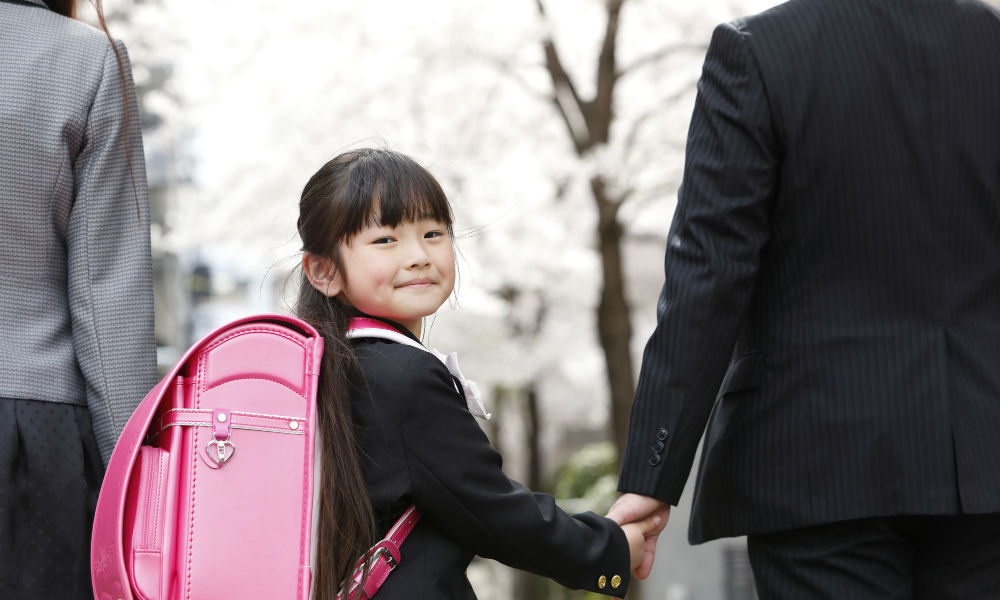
[618,22,779,504]
[67,40,157,465]
[396,350,632,597]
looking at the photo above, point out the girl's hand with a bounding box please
[621,514,663,573]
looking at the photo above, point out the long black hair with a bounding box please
[295,148,453,599]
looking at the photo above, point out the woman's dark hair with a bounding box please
[43,0,75,16]
[295,148,453,599]
[47,0,141,221]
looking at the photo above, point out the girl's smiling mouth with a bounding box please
[398,278,434,288]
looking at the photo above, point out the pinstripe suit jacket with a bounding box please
[0,0,156,463]
[619,0,1000,543]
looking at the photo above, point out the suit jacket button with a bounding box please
[611,575,622,589]
[656,428,668,441]
[598,575,607,589]
[652,440,665,453]
[648,454,662,466]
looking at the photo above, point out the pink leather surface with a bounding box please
[180,382,308,596]
[92,315,322,600]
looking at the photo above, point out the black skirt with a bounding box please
[0,398,105,599]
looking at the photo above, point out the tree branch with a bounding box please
[534,0,590,154]
[621,78,699,164]
[593,0,626,144]
[476,50,551,103]
[623,180,683,218]
[616,41,708,81]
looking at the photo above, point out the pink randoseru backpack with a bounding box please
[91,314,323,600]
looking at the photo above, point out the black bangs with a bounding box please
[344,150,454,237]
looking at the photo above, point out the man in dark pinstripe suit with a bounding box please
[608,0,1000,596]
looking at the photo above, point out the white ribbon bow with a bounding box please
[432,350,491,421]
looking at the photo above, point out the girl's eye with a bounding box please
[424,230,444,239]
[373,236,395,244]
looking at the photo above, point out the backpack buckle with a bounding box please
[370,546,397,569]
[200,408,236,468]
[204,439,236,467]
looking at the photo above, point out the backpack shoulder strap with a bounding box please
[340,316,422,599]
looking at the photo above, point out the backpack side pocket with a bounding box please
[125,445,170,600]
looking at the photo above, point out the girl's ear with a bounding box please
[302,254,344,297]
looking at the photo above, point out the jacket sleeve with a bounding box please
[618,22,779,504]
[396,351,632,597]
[67,40,157,465]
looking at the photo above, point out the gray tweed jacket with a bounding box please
[0,0,156,464]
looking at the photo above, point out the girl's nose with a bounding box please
[406,241,431,268]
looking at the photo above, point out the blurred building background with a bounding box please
[85,0,1000,597]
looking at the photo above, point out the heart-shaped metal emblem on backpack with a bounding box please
[201,439,236,468]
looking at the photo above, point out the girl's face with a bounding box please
[336,217,455,336]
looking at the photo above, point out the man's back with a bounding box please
[745,0,1000,318]
[616,0,1000,595]
[614,0,1000,543]
[690,0,1000,541]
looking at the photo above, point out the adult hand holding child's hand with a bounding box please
[610,494,671,579]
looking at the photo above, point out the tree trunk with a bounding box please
[532,2,642,597]
[515,382,545,600]
[591,176,634,462]
[525,383,542,490]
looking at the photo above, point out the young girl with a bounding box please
[296,148,658,600]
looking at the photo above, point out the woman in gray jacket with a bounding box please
[0,1,156,597]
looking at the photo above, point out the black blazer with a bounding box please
[619,0,1000,543]
[350,334,630,599]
